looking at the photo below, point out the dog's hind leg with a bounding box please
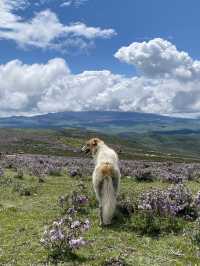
[112,176,119,196]
[93,179,104,225]
[99,205,103,226]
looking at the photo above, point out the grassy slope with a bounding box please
[0,128,200,163]
[1,169,200,266]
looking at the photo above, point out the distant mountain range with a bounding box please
[0,111,200,134]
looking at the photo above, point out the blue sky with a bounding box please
[2,0,200,74]
[1,0,200,117]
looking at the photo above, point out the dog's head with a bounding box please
[81,138,104,156]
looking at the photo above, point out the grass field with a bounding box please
[1,166,200,266]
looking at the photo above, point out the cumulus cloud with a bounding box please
[1,38,200,118]
[0,0,116,50]
[114,38,200,81]
[0,58,70,116]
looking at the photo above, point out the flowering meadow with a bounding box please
[1,153,200,265]
[2,153,200,182]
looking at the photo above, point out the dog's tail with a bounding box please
[101,175,116,225]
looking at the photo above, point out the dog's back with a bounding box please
[95,143,118,166]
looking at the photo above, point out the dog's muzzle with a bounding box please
[81,145,90,154]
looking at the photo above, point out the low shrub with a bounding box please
[0,176,13,187]
[40,215,90,258]
[48,166,63,176]
[117,194,135,217]
[188,218,200,246]
[102,257,127,266]
[13,169,24,179]
[41,182,91,260]
[0,167,4,177]
[138,184,197,219]
[58,191,89,215]
[12,183,37,196]
[58,181,89,214]
[69,168,82,178]
[162,172,183,183]
[135,169,155,182]
[131,212,185,236]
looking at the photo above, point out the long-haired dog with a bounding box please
[82,138,121,225]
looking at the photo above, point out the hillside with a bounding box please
[0,127,199,162]
[1,111,200,161]
[0,111,200,134]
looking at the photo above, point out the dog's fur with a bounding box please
[82,138,121,225]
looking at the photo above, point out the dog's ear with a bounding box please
[92,138,99,146]
[91,138,103,146]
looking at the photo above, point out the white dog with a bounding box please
[82,138,121,225]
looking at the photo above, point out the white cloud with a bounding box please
[37,0,88,8]
[0,0,116,50]
[64,23,116,39]
[114,38,200,81]
[0,58,70,116]
[60,0,88,7]
[0,0,28,26]
[1,38,200,118]
[60,1,72,7]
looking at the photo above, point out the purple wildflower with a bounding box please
[76,195,88,205]
[82,219,90,231]
[138,184,196,219]
[67,207,77,215]
[69,237,86,249]
[41,214,90,253]
[71,220,81,229]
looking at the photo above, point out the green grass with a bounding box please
[0,170,200,266]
